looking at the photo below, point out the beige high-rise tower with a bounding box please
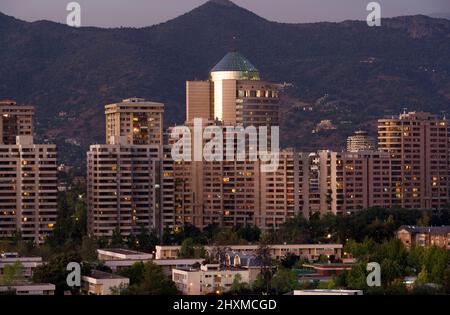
[0,100,57,244]
[105,98,164,146]
[87,98,164,238]
[0,100,34,144]
[347,130,376,152]
[186,52,279,127]
[164,52,284,231]
[378,112,449,210]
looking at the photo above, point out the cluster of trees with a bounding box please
[163,224,261,246]
[274,207,449,244]
[163,207,449,249]
[32,252,91,295]
[336,238,450,294]
[116,262,179,295]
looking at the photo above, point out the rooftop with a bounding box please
[211,52,259,73]
[99,248,145,255]
[398,225,450,235]
[86,270,128,280]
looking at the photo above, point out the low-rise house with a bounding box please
[172,264,258,295]
[97,248,202,275]
[396,225,450,249]
[97,249,153,261]
[0,252,43,278]
[156,244,343,261]
[82,270,129,295]
[0,283,55,295]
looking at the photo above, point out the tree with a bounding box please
[346,263,367,290]
[32,252,90,295]
[236,225,261,243]
[280,253,300,269]
[136,226,159,252]
[0,261,24,286]
[162,226,175,245]
[80,236,98,262]
[443,266,450,294]
[271,268,298,294]
[230,274,250,294]
[118,262,179,295]
[416,265,429,284]
[256,234,274,293]
[179,238,196,258]
[417,211,430,227]
[111,227,124,247]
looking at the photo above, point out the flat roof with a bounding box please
[86,270,128,280]
[98,248,147,255]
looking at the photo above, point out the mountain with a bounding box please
[1,0,450,166]
[428,13,450,20]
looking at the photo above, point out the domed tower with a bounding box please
[210,51,260,81]
[186,51,279,126]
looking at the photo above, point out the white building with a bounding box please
[0,283,55,295]
[156,244,343,261]
[82,270,129,295]
[0,252,43,278]
[96,248,202,275]
[172,264,259,295]
[97,248,153,261]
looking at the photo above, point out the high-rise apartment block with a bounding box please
[378,112,449,210]
[86,55,450,237]
[162,52,284,231]
[87,98,164,238]
[0,100,34,144]
[0,101,57,243]
[346,130,376,152]
[162,53,450,233]
[87,139,161,237]
[105,98,164,146]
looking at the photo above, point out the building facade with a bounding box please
[172,263,258,295]
[378,112,449,210]
[346,130,376,152]
[0,100,34,145]
[396,225,450,249]
[87,99,164,238]
[0,101,57,243]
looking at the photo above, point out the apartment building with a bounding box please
[87,139,161,237]
[346,130,376,152]
[396,225,450,249]
[0,252,43,278]
[87,97,165,238]
[105,98,164,146]
[328,150,393,214]
[0,283,55,295]
[0,100,34,145]
[378,112,449,210]
[156,244,343,261]
[82,270,129,295]
[0,101,57,243]
[172,263,258,295]
[186,51,280,127]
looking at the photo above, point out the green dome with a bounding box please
[211,52,259,73]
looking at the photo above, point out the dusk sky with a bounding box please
[0,0,449,27]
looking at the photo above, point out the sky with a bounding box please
[0,0,449,28]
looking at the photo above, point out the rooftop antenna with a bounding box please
[230,35,237,52]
